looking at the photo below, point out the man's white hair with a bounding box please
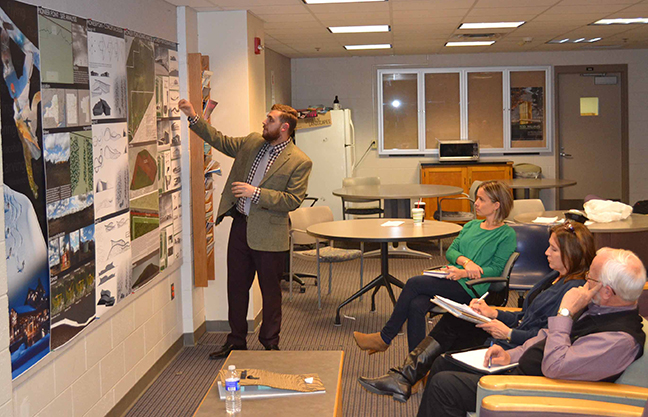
[597,247,647,302]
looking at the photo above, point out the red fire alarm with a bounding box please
[254,37,262,54]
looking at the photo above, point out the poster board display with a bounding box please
[0,0,184,378]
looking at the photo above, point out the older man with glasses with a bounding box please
[417,247,647,417]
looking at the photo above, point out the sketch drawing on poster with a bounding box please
[88,22,126,121]
[93,122,129,218]
[0,0,51,379]
[126,31,156,145]
[95,212,131,315]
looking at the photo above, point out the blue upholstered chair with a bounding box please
[507,223,553,307]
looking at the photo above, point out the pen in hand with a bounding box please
[488,341,494,369]
[478,291,489,301]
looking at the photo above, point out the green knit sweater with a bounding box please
[445,220,517,297]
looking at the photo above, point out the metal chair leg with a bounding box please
[316,239,322,310]
[289,236,294,301]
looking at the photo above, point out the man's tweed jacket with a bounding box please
[191,118,312,252]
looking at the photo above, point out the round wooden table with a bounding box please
[332,184,463,258]
[500,178,577,199]
[514,211,648,266]
[333,184,463,218]
[307,218,462,325]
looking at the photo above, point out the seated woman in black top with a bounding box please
[357,221,595,403]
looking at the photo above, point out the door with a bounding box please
[556,66,628,209]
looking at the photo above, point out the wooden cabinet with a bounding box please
[420,162,513,219]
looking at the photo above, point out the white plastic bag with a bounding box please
[583,199,633,223]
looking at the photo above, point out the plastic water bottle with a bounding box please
[225,365,242,414]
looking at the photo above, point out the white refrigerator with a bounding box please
[295,109,355,220]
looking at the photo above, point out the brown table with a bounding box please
[307,218,462,325]
[500,178,577,199]
[193,350,344,417]
[514,211,648,265]
[332,184,463,258]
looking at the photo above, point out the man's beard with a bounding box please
[262,127,280,142]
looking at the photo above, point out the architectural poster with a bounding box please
[88,20,131,316]
[155,39,182,271]
[38,7,96,350]
[0,0,50,378]
[126,30,159,289]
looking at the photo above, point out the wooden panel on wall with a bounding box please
[189,53,209,287]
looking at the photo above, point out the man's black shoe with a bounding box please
[264,344,280,351]
[208,343,246,360]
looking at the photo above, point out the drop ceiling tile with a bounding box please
[466,7,548,17]
[556,0,640,5]
[532,13,609,23]
[474,0,561,7]
[391,0,474,11]
[392,10,465,21]
[543,4,631,14]
[224,5,310,14]
[261,13,318,23]
[611,1,648,12]
[312,12,391,24]
[264,21,322,29]
[208,0,297,6]
[303,2,390,13]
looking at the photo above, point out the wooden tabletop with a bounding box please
[307,218,462,243]
[332,184,463,200]
[500,178,577,190]
[193,350,344,417]
[514,211,648,233]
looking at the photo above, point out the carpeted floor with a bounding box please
[125,239,519,417]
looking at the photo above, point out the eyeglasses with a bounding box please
[586,272,616,295]
[563,222,575,234]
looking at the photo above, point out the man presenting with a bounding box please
[417,247,646,417]
[178,99,312,359]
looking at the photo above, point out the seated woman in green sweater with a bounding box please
[354,180,516,353]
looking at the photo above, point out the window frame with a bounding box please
[377,66,553,156]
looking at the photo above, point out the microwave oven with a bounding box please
[438,140,480,162]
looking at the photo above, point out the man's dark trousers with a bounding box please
[226,211,286,348]
[417,355,484,417]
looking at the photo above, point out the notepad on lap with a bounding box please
[423,269,449,278]
[430,295,491,324]
[447,348,518,374]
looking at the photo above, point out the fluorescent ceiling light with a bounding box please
[304,0,386,4]
[459,21,525,29]
[593,17,648,25]
[547,37,602,44]
[329,25,390,33]
[445,41,495,47]
[345,43,392,50]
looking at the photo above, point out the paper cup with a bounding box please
[412,208,425,224]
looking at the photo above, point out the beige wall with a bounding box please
[265,49,292,110]
[292,49,648,208]
[197,10,267,325]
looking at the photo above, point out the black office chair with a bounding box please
[427,252,520,318]
[507,223,553,307]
